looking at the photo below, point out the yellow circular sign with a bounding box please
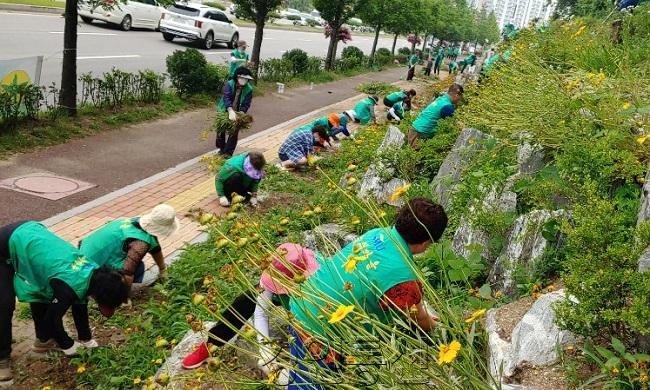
[1,70,31,86]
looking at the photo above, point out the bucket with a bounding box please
[276,83,285,94]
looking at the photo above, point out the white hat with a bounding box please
[140,204,179,238]
[345,110,356,121]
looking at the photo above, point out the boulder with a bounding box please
[516,133,545,175]
[637,169,650,225]
[488,210,565,296]
[487,290,578,385]
[431,128,492,208]
[377,126,406,152]
[303,223,358,256]
[639,246,650,273]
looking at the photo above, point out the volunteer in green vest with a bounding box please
[349,95,378,125]
[0,221,129,381]
[406,50,419,81]
[408,83,464,148]
[229,40,250,79]
[72,204,178,348]
[387,100,411,123]
[216,67,254,157]
[310,112,352,139]
[383,89,416,108]
[433,47,445,75]
[448,60,459,74]
[215,152,265,207]
[460,52,476,73]
[287,198,448,387]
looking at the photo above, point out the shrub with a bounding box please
[259,58,293,82]
[282,48,309,75]
[79,68,166,108]
[268,11,281,19]
[202,63,228,97]
[166,48,209,96]
[398,46,412,56]
[0,79,43,130]
[342,45,364,60]
[375,47,392,65]
[286,14,301,21]
[203,1,226,10]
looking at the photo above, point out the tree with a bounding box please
[356,0,390,63]
[59,0,79,116]
[382,0,420,54]
[287,0,314,11]
[234,0,284,78]
[314,0,357,70]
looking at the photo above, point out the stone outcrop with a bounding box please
[302,223,358,256]
[516,132,545,175]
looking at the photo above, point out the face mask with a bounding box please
[238,48,245,53]
[237,77,248,86]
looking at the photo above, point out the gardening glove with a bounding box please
[257,345,278,374]
[62,341,82,356]
[250,197,259,207]
[219,196,230,207]
[228,108,237,121]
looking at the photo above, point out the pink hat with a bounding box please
[260,243,319,295]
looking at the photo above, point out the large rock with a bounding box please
[516,132,545,175]
[487,290,578,384]
[431,128,492,208]
[637,169,650,225]
[488,210,565,296]
[639,246,650,273]
[303,223,358,256]
[377,125,405,152]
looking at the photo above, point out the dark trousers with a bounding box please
[434,62,441,75]
[207,292,256,346]
[424,66,432,76]
[460,63,468,73]
[222,173,252,202]
[215,129,240,157]
[70,304,93,341]
[406,66,415,81]
[0,261,14,360]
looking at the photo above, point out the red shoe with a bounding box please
[181,343,210,369]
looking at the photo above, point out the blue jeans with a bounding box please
[288,326,339,390]
[330,127,350,138]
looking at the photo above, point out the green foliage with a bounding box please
[0,76,43,130]
[285,14,302,20]
[166,49,227,97]
[355,81,398,96]
[79,68,166,108]
[418,241,486,288]
[233,0,283,22]
[286,0,313,11]
[375,47,392,65]
[203,1,226,10]
[282,48,310,75]
[341,45,364,60]
[397,47,411,56]
[581,337,650,389]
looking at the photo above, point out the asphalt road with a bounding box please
[0,11,409,88]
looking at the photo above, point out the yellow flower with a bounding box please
[42,387,52,390]
[465,308,487,323]
[344,256,358,273]
[133,377,142,385]
[350,216,361,225]
[76,364,86,374]
[268,370,279,384]
[637,136,648,145]
[437,340,461,365]
[639,373,648,383]
[328,304,354,324]
[389,184,411,202]
[573,25,586,37]
[623,102,632,110]
[378,210,387,218]
[155,358,163,365]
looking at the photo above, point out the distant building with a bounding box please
[474,0,557,31]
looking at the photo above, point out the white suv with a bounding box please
[79,0,164,31]
[160,3,239,50]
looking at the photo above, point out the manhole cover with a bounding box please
[0,173,96,200]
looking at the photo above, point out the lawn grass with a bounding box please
[0,0,64,8]
[0,93,212,159]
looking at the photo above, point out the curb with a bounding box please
[0,2,63,14]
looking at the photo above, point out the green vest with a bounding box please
[79,218,159,271]
[353,98,375,125]
[408,54,418,66]
[412,93,453,138]
[385,91,406,107]
[229,49,249,77]
[483,54,501,72]
[449,62,458,71]
[215,153,260,196]
[466,53,476,65]
[9,221,97,303]
[217,80,254,112]
[392,102,406,119]
[290,227,417,339]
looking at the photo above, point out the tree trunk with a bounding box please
[391,33,398,55]
[325,23,340,71]
[421,34,428,51]
[369,23,381,65]
[410,34,417,53]
[251,13,267,80]
[59,0,78,116]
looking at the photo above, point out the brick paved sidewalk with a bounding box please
[39,79,422,284]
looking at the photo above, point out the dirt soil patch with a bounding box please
[254,191,304,214]
[509,363,568,390]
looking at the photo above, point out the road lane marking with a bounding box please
[49,32,118,36]
[0,12,60,17]
[77,55,141,59]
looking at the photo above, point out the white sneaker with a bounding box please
[79,339,99,348]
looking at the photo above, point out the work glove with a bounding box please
[62,341,82,356]
[219,196,230,207]
[250,197,259,207]
[258,346,279,375]
[228,108,237,121]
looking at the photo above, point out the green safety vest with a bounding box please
[229,49,249,77]
[435,50,444,64]
[449,62,458,71]
[385,91,406,107]
[353,98,376,125]
[217,80,254,112]
[412,93,453,138]
[483,54,501,72]
[408,54,418,66]
[79,217,159,271]
[392,102,406,119]
[465,54,476,65]
[9,221,97,303]
[215,153,261,196]
[290,227,417,339]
